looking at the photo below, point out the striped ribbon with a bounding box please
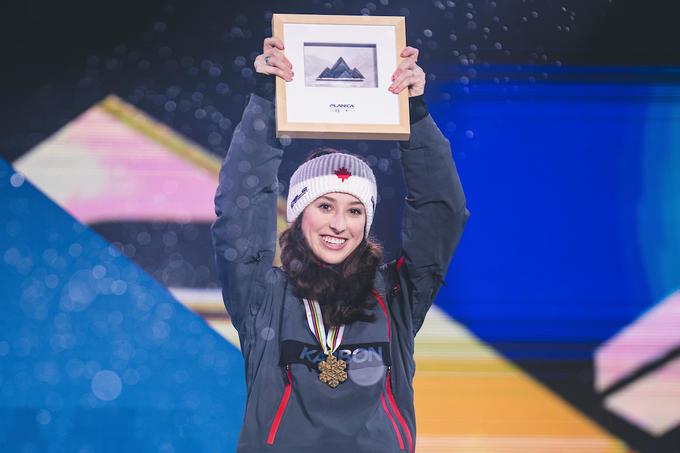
[302,299,345,356]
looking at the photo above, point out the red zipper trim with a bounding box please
[386,370,413,453]
[266,368,292,445]
[372,289,391,340]
[381,392,405,450]
[374,288,408,450]
[396,255,405,271]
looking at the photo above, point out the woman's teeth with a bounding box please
[322,236,346,245]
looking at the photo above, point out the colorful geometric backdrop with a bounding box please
[2,2,680,452]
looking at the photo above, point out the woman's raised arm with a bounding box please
[390,47,469,336]
[211,37,291,333]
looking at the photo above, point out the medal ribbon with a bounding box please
[302,299,345,356]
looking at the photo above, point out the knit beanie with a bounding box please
[287,153,377,238]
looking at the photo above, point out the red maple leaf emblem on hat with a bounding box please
[335,167,352,182]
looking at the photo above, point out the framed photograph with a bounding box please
[272,14,409,141]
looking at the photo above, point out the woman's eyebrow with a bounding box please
[319,195,363,206]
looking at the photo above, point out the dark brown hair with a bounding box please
[279,148,383,327]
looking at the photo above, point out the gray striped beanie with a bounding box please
[287,153,377,238]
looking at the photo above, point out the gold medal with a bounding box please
[318,353,347,388]
[303,299,347,389]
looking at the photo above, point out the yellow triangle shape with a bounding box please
[413,306,630,452]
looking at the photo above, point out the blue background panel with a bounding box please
[432,77,672,347]
[0,160,246,453]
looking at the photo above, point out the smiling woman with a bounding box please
[301,192,366,264]
[291,148,375,266]
[279,148,385,328]
[211,35,469,453]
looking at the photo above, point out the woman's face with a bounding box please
[301,192,366,265]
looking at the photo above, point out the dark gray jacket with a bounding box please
[212,93,468,453]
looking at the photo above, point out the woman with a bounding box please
[212,36,468,453]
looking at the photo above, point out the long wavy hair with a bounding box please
[279,149,383,327]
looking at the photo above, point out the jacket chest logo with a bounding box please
[280,340,391,369]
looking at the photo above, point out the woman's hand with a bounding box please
[389,47,425,97]
[253,37,294,82]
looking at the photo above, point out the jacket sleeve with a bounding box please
[211,94,282,333]
[396,104,469,336]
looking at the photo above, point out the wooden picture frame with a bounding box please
[272,14,409,141]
